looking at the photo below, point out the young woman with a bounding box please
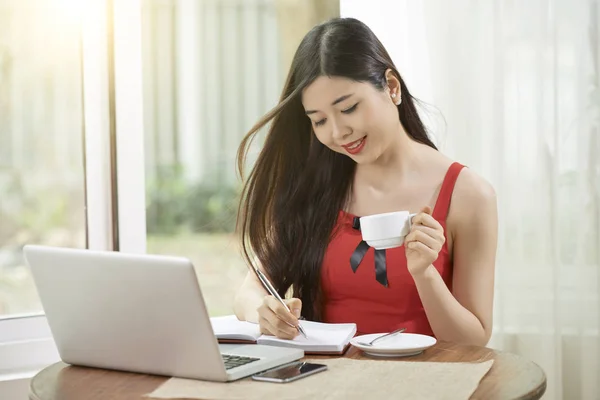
[233,17,497,346]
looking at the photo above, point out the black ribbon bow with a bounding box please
[350,217,388,287]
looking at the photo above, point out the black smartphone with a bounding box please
[251,361,327,383]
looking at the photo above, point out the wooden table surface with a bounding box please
[29,341,546,400]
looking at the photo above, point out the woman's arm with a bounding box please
[233,270,268,323]
[234,266,303,339]
[408,169,498,346]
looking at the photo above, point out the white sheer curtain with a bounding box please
[341,1,600,399]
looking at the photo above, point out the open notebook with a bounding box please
[210,315,357,355]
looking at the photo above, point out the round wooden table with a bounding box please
[29,341,546,400]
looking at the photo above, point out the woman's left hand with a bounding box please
[404,206,446,277]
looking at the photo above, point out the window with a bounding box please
[0,0,86,319]
[140,0,340,316]
[0,0,116,379]
[0,0,341,386]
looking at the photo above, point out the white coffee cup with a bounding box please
[359,211,417,250]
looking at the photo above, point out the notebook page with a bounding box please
[210,315,262,341]
[258,320,357,352]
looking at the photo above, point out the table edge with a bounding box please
[28,343,548,400]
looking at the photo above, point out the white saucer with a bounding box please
[350,333,437,357]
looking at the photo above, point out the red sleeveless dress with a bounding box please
[321,162,465,336]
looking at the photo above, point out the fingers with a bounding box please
[406,225,445,249]
[265,296,299,326]
[257,296,300,339]
[406,241,439,258]
[412,210,443,230]
[257,306,298,339]
[284,298,302,318]
[258,315,297,339]
[405,229,442,252]
[258,315,277,336]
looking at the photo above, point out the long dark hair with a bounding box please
[236,17,436,321]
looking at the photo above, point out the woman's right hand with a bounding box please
[257,296,302,340]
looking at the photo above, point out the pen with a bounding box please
[254,268,308,339]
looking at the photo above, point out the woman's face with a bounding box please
[301,75,401,164]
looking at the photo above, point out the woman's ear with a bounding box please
[384,68,402,105]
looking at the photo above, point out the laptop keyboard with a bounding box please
[222,353,260,370]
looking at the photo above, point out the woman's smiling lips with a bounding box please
[342,136,367,155]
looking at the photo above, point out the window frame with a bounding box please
[0,0,145,378]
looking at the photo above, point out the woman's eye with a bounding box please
[313,104,357,127]
[342,103,358,114]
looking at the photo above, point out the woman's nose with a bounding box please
[331,119,352,141]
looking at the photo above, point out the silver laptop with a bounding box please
[23,245,303,382]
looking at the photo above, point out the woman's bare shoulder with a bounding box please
[454,166,496,202]
[447,165,497,234]
[446,164,498,252]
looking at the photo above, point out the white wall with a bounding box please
[340,0,447,148]
[340,1,433,103]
